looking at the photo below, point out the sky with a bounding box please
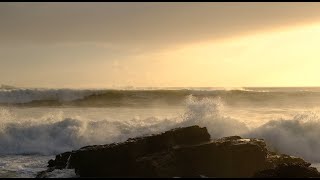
[1,2,320,88]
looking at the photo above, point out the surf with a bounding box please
[0,95,320,164]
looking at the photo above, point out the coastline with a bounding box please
[37,125,320,178]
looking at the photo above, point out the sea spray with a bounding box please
[0,109,183,155]
[245,111,320,162]
[180,95,249,138]
[0,95,247,155]
[0,96,320,164]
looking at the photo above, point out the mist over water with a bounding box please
[0,87,320,177]
[2,87,320,107]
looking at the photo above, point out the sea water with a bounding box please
[1,87,320,177]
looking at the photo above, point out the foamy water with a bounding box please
[0,87,320,177]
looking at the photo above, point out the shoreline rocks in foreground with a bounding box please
[37,125,320,178]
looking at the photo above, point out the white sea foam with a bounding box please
[0,107,183,155]
[0,96,319,164]
[42,169,78,178]
[0,155,51,178]
[246,111,320,162]
[179,95,249,138]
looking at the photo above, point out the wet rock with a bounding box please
[253,163,320,178]
[68,125,211,177]
[47,151,71,169]
[38,125,320,178]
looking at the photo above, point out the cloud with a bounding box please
[1,2,320,48]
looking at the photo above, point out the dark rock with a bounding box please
[38,125,320,178]
[68,125,210,177]
[265,152,311,169]
[253,163,320,178]
[47,151,71,169]
[172,138,267,177]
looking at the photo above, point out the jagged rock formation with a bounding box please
[37,125,320,178]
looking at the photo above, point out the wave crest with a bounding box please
[246,111,320,162]
[1,88,320,107]
[1,97,320,163]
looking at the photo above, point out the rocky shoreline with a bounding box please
[37,125,320,178]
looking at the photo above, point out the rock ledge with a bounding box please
[37,125,320,178]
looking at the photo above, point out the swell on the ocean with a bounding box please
[1,88,320,107]
[0,95,320,164]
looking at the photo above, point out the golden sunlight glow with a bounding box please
[133,23,320,87]
[3,21,320,88]
[3,3,320,88]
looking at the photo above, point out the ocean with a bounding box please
[0,87,320,177]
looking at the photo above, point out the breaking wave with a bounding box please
[0,95,320,163]
[246,112,320,162]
